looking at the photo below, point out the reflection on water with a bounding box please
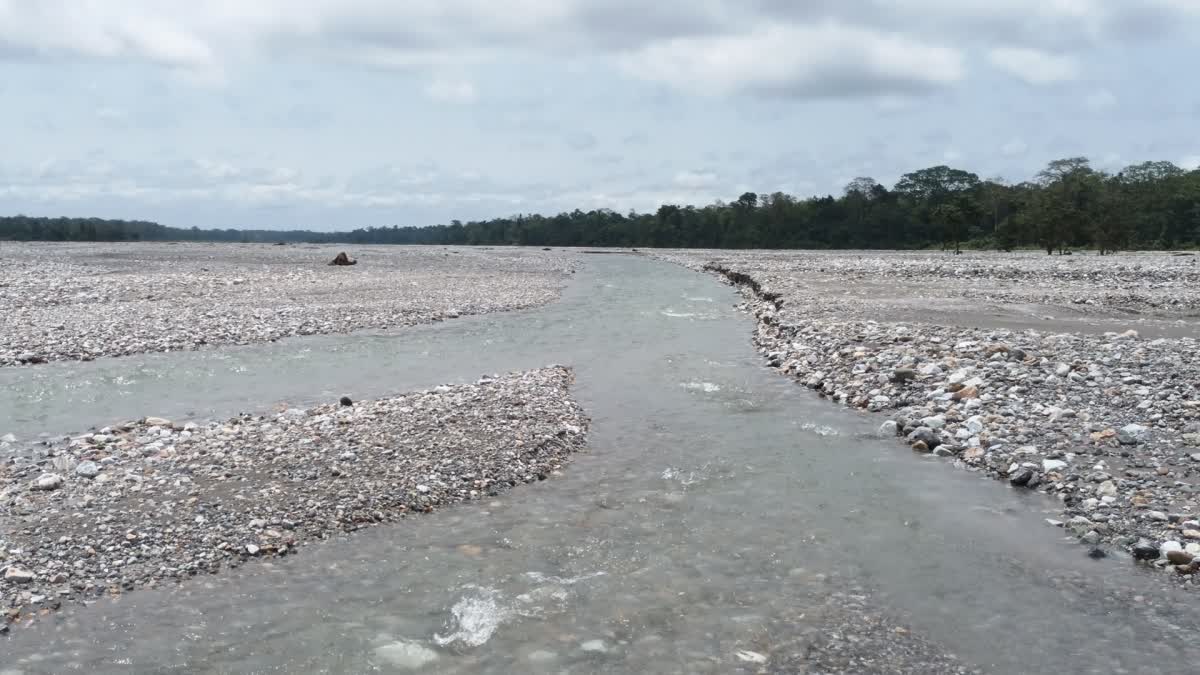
[3,256,1199,674]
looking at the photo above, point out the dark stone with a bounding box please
[1009,467,1035,487]
[1131,540,1160,561]
[891,368,918,383]
[1087,547,1108,559]
[329,252,357,266]
[906,426,940,449]
[339,396,353,407]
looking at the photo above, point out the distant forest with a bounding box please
[3,157,1199,252]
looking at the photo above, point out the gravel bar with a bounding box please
[0,366,588,632]
[656,250,1200,579]
[0,242,577,367]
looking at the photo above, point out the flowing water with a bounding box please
[2,255,1199,674]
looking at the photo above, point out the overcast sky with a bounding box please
[2,0,1199,230]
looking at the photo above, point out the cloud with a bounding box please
[987,47,1079,84]
[565,131,597,151]
[425,77,477,103]
[623,22,964,98]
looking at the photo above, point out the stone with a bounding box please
[0,433,16,443]
[527,650,558,663]
[1131,540,1160,560]
[1116,424,1149,446]
[1182,433,1200,447]
[1042,459,1068,473]
[339,396,353,407]
[1167,550,1195,566]
[145,417,172,427]
[877,420,898,437]
[965,416,984,434]
[1096,480,1118,497]
[906,427,940,448]
[329,252,358,266]
[891,368,917,383]
[4,567,34,583]
[1055,363,1071,376]
[373,640,439,669]
[1088,547,1108,559]
[921,415,946,429]
[962,447,984,461]
[1009,468,1035,487]
[74,461,101,478]
[33,473,64,491]
[952,385,979,401]
[245,544,260,555]
[911,440,930,452]
[1183,529,1200,540]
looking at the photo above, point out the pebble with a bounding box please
[32,473,64,491]
[0,243,575,367]
[667,250,1200,582]
[74,461,100,478]
[0,367,588,628]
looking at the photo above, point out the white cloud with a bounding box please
[987,47,1080,84]
[623,22,964,98]
[425,77,477,104]
[1181,155,1200,170]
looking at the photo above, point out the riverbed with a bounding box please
[3,253,1200,674]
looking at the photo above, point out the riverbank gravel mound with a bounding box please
[656,250,1200,578]
[0,366,587,632]
[0,242,576,367]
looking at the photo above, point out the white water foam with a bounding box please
[433,586,512,648]
[681,381,721,393]
[799,422,839,437]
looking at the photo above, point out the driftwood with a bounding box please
[329,252,357,266]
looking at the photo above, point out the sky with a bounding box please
[1,0,1199,230]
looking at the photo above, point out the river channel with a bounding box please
[2,255,1198,674]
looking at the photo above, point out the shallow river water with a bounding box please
[3,255,1200,674]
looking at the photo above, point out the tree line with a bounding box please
[3,157,1198,252]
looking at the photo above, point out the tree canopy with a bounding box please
[3,157,1199,251]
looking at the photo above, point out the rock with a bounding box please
[1183,530,1200,540]
[527,650,558,663]
[4,567,34,583]
[1055,363,1071,376]
[921,415,946,429]
[891,368,917,383]
[33,473,64,491]
[0,433,16,443]
[878,420,898,437]
[1080,530,1102,545]
[329,252,358,266]
[1117,424,1149,445]
[1042,459,1068,473]
[74,461,101,478]
[962,447,984,460]
[911,440,930,452]
[245,544,260,555]
[906,427,940,448]
[339,396,353,407]
[1096,480,1118,497]
[1088,547,1108,559]
[1132,540,1160,560]
[1182,433,1200,447]
[1009,468,1035,487]
[145,417,172,427]
[952,385,978,401]
[1167,550,1195,566]
[373,640,439,669]
[1147,511,1169,522]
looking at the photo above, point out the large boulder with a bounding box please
[329,252,357,266]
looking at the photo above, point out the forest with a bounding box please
[3,157,1198,252]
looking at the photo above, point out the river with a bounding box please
[2,255,1198,674]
